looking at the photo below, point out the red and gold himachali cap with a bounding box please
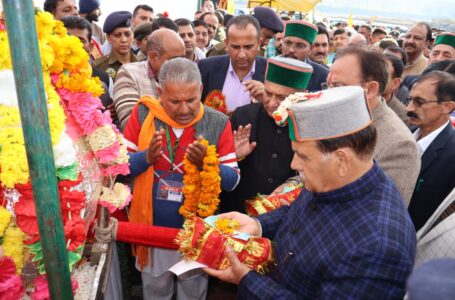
[287,86,373,142]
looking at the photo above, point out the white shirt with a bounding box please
[413,121,449,155]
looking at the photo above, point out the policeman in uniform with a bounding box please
[94,11,137,80]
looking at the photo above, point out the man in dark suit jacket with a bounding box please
[198,15,267,112]
[281,20,328,92]
[199,55,266,101]
[222,57,313,213]
[407,71,455,231]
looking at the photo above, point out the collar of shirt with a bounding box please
[413,120,449,155]
[404,53,426,69]
[222,59,256,111]
[227,59,256,79]
[147,61,157,81]
[305,162,383,204]
[194,47,205,63]
[108,50,137,65]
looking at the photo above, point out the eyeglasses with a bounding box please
[406,96,444,107]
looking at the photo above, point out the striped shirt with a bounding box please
[113,60,159,131]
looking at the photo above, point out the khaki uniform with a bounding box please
[93,50,138,80]
[206,41,227,57]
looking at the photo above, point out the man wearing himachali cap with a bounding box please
[221,57,313,213]
[428,32,455,64]
[206,86,416,299]
[281,20,329,92]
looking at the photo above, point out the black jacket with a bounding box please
[408,122,455,231]
[198,55,267,101]
[220,103,296,213]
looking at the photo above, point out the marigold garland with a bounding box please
[0,206,11,237]
[179,139,221,218]
[0,10,132,295]
[215,218,240,235]
[3,224,25,274]
[204,90,227,114]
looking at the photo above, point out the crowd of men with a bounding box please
[40,0,455,299]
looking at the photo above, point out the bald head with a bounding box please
[147,28,184,54]
[147,28,185,75]
[348,33,367,48]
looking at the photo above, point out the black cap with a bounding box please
[134,22,154,41]
[103,11,132,34]
[253,6,284,33]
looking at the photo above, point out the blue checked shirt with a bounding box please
[238,163,416,299]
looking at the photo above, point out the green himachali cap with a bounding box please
[266,56,313,90]
[287,86,373,142]
[434,32,455,48]
[284,20,318,44]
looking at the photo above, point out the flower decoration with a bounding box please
[204,90,227,114]
[3,225,25,274]
[215,218,240,235]
[246,185,302,216]
[0,257,25,300]
[64,217,86,252]
[0,206,11,237]
[176,217,274,273]
[179,139,221,218]
[31,274,78,300]
[99,183,132,213]
[0,10,133,295]
[14,189,40,243]
[273,91,323,126]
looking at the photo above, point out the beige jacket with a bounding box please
[402,53,428,78]
[373,99,421,206]
[113,61,159,130]
[387,95,409,125]
[415,187,455,268]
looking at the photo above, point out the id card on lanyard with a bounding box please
[157,179,184,202]
[156,125,183,202]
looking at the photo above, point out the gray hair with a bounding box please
[158,58,202,87]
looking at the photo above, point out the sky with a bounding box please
[32,0,455,25]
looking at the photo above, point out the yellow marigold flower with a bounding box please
[0,207,12,237]
[35,11,56,40]
[215,218,240,235]
[3,225,25,274]
[0,31,12,70]
[180,139,221,218]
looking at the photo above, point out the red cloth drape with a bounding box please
[116,222,179,250]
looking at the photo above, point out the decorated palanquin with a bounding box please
[246,185,302,216]
[0,12,130,299]
[176,216,275,274]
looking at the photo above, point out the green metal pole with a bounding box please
[2,0,74,299]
